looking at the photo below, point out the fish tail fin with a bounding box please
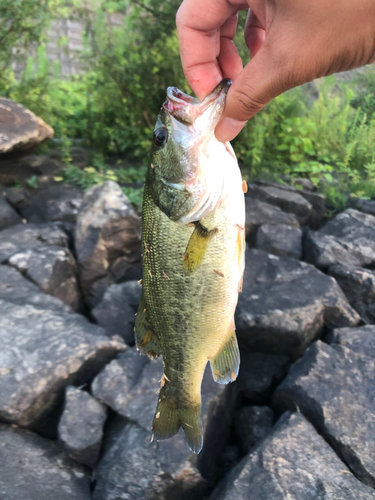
[152,389,203,454]
[210,330,240,384]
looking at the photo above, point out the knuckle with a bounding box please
[231,86,267,120]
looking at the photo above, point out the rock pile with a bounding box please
[1,177,375,499]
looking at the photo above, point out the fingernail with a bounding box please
[215,118,246,142]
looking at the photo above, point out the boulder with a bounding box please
[328,264,375,324]
[247,180,326,227]
[354,198,375,217]
[326,324,375,358]
[255,223,302,259]
[19,184,83,224]
[236,249,359,357]
[1,185,28,210]
[251,179,326,227]
[245,197,300,244]
[292,177,317,192]
[273,340,375,488]
[234,406,274,456]
[58,386,107,467]
[92,347,236,485]
[75,181,141,308]
[93,417,208,500]
[211,412,375,500]
[91,280,142,344]
[0,424,91,500]
[305,209,375,269]
[0,98,53,154]
[236,350,289,403]
[0,154,64,187]
[8,245,82,312]
[0,264,72,313]
[0,299,125,428]
[0,222,69,263]
[0,193,22,230]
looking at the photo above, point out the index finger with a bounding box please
[176,0,247,99]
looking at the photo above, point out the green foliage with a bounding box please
[2,0,375,213]
[235,75,375,185]
[56,160,146,207]
[26,175,39,189]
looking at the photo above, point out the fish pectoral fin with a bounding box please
[210,330,240,385]
[134,293,162,359]
[183,221,217,272]
[152,387,203,454]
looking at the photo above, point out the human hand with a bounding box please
[176,0,375,141]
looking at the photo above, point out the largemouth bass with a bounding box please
[135,79,245,454]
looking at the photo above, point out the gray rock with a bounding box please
[1,185,28,210]
[0,193,22,230]
[58,386,107,467]
[273,340,375,488]
[354,198,375,216]
[234,406,274,455]
[305,209,375,269]
[0,98,53,154]
[0,264,72,313]
[8,245,83,312]
[255,223,302,259]
[92,348,236,484]
[19,184,83,224]
[93,417,208,500]
[251,179,326,227]
[236,351,289,402]
[0,222,68,263]
[236,249,359,358]
[211,412,375,500]
[75,181,142,308]
[247,183,312,223]
[292,178,317,192]
[91,280,142,344]
[328,264,375,323]
[245,197,300,243]
[0,424,91,500]
[0,299,125,427]
[326,324,375,358]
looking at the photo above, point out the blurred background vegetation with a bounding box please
[1,0,375,209]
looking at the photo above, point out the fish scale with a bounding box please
[135,79,245,453]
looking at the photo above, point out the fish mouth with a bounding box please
[163,79,232,129]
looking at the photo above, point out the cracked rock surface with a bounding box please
[75,181,142,308]
[236,249,359,357]
[0,424,91,500]
[273,340,375,487]
[211,412,375,500]
[0,299,124,427]
[58,386,107,467]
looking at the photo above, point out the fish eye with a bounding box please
[153,127,168,147]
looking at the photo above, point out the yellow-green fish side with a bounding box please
[134,80,245,453]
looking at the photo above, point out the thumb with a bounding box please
[216,41,288,142]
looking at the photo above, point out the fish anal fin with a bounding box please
[152,387,203,454]
[210,330,240,385]
[135,293,162,359]
[183,221,217,273]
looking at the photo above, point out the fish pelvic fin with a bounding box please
[183,221,217,273]
[152,388,203,454]
[210,330,240,385]
[135,293,162,359]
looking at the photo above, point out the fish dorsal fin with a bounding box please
[210,330,240,384]
[134,293,162,359]
[183,221,217,272]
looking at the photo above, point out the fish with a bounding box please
[135,79,245,454]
